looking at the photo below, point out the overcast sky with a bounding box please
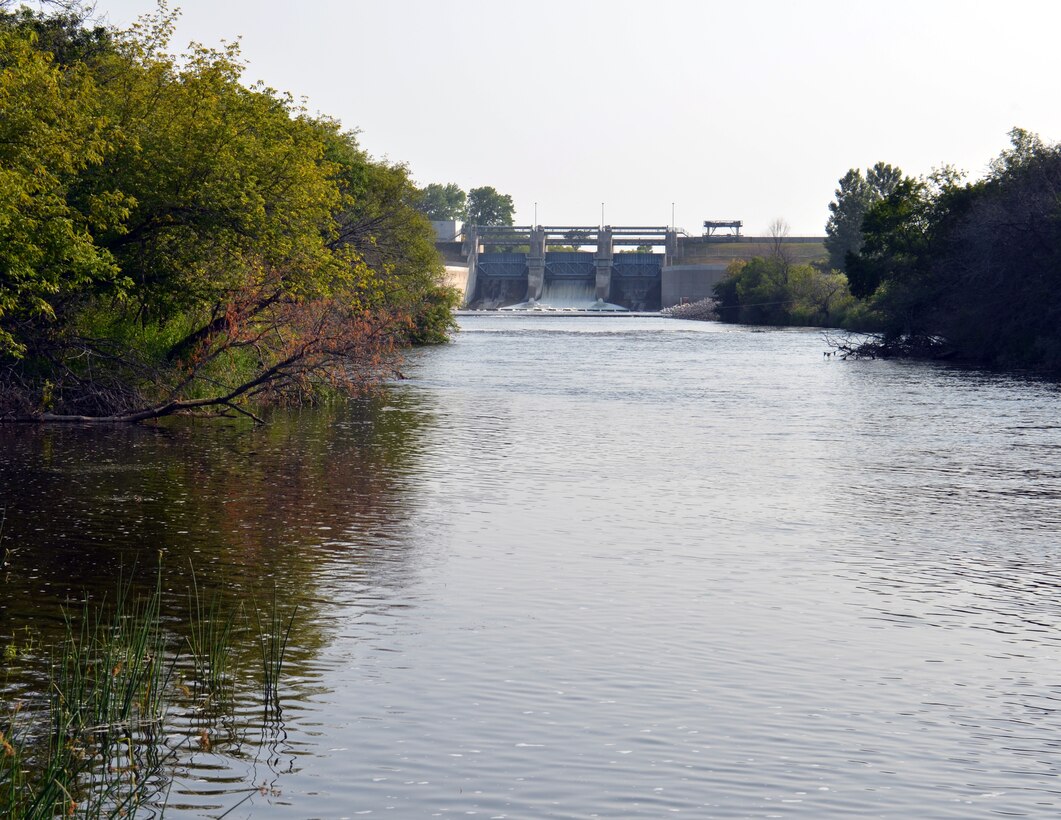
[95,0,1061,235]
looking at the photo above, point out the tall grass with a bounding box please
[1,566,300,818]
[252,587,298,713]
[186,565,237,700]
[2,568,175,818]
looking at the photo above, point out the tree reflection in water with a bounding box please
[0,393,435,814]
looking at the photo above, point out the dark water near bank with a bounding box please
[4,315,1061,817]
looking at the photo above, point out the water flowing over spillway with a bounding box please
[499,280,628,311]
[4,315,1061,817]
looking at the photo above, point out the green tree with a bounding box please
[321,124,448,340]
[788,265,855,326]
[714,258,788,324]
[0,5,451,421]
[1,3,112,65]
[824,162,902,272]
[714,257,856,327]
[464,186,514,226]
[0,25,124,358]
[563,229,591,247]
[845,166,977,350]
[416,182,466,221]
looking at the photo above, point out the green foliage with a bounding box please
[714,257,857,327]
[788,265,858,326]
[0,25,123,357]
[465,185,515,226]
[416,182,466,221]
[414,182,517,228]
[87,26,346,320]
[847,128,1061,368]
[848,169,975,339]
[824,161,903,272]
[563,229,592,247]
[406,285,461,345]
[0,4,452,419]
[0,4,112,65]
[324,128,445,312]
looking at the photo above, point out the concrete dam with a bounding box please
[461,225,674,312]
[441,224,827,311]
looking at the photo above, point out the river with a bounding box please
[2,314,1061,817]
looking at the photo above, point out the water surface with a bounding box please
[3,315,1061,817]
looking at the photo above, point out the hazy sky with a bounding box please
[95,0,1061,235]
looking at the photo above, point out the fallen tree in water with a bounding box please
[823,332,956,361]
[1,297,408,424]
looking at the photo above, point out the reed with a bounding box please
[252,586,298,712]
[1,565,299,818]
[186,565,238,699]
[2,567,175,818]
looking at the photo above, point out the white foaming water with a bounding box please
[499,280,628,311]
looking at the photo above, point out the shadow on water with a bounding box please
[0,391,437,814]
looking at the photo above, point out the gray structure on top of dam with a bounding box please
[436,223,826,312]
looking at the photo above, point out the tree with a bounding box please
[564,229,591,247]
[988,126,1046,177]
[0,2,112,65]
[844,165,977,352]
[0,5,450,422]
[767,217,792,279]
[831,129,1061,369]
[714,256,857,328]
[867,161,902,199]
[934,130,1061,366]
[464,186,514,226]
[714,258,789,325]
[824,162,902,271]
[0,24,123,358]
[787,266,855,326]
[416,183,465,221]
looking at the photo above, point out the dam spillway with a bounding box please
[463,226,672,311]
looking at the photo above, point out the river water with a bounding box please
[3,314,1061,818]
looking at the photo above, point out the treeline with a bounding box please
[714,250,863,328]
[712,220,873,329]
[0,4,456,423]
[845,129,1061,368]
[416,182,515,226]
[715,129,1061,370]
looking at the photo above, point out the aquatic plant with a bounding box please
[0,566,300,818]
[252,586,298,713]
[1,568,176,817]
[186,566,238,699]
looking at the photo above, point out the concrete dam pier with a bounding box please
[441,225,826,311]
